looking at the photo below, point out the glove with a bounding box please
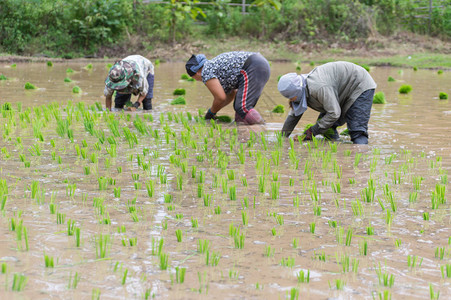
[132,102,140,109]
[204,108,216,120]
[302,127,314,141]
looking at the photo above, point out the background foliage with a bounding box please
[0,0,449,56]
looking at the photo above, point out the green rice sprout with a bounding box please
[376,265,395,287]
[181,74,190,80]
[197,239,210,254]
[68,272,80,289]
[95,234,111,258]
[440,264,451,278]
[437,69,443,75]
[191,217,198,228]
[373,91,387,104]
[84,63,93,70]
[439,92,448,100]
[407,255,423,269]
[297,269,310,283]
[121,269,128,285]
[175,229,183,242]
[272,105,285,113]
[175,267,186,283]
[430,283,440,300]
[387,76,396,82]
[72,86,81,93]
[66,68,74,73]
[216,115,232,123]
[309,222,315,234]
[75,227,81,247]
[11,273,27,291]
[280,256,295,268]
[159,252,169,270]
[264,245,275,257]
[399,84,412,94]
[47,61,53,67]
[44,254,55,268]
[24,82,37,90]
[173,88,186,96]
[171,96,186,105]
[0,74,8,80]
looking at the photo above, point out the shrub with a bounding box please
[373,91,387,104]
[171,97,186,105]
[399,85,412,94]
[272,105,285,113]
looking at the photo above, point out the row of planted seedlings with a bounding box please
[0,100,450,299]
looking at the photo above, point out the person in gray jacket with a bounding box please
[277,61,377,144]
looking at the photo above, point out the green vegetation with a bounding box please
[272,105,285,113]
[388,76,396,82]
[72,86,81,94]
[373,91,387,104]
[46,61,53,67]
[439,92,448,100]
[0,74,7,80]
[399,85,412,94]
[0,0,448,58]
[171,96,186,105]
[24,82,37,90]
[216,115,233,123]
[64,77,72,83]
[173,88,186,96]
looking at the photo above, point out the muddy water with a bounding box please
[0,61,450,299]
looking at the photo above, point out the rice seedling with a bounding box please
[171,96,186,105]
[373,91,387,104]
[173,88,186,96]
[435,247,446,260]
[376,264,395,287]
[437,69,443,75]
[92,288,101,300]
[84,63,93,70]
[0,74,7,80]
[407,255,423,269]
[24,82,37,90]
[175,267,186,283]
[289,287,299,300]
[121,268,128,285]
[95,234,111,258]
[242,210,248,226]
[398,84,412,94]
[264,245,275,257]
[280,256,295,268]
[297,269,310,283]
[175,229,183,242]
[205,250,221,266]
[440,264,451,278]
[197,239,210,254]
[309,222,316,234]
[272,105,285,113]
[233,232,245,249]
[57,212,66,224]
[214,206,221,215]
[68,271,80,289]
[11,273,27,291]
[72,86,81,93]
[44,254,55,268]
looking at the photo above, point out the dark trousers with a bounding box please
[234,54,270,118]
[115,73,154,110]
[317,89,374,144]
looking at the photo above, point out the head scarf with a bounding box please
[277,73,308,116]
[185,54,207,76]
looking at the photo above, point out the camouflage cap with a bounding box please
[105,61,136,90]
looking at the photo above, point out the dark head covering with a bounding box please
[185,54,207,77]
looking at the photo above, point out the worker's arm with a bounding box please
[105,95,113,111]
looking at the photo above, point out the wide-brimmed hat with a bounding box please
[105,61,136,90]
[277,73,308,116]
[185,54,207,76]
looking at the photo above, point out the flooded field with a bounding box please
[0,61,450,299]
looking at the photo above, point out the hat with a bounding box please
[277,73,308,116]
[105,61,136,90]
[185,54,207,76]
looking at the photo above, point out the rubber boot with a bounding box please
[352,135,368,144]
[142,98,152,110]
[243,109,265,125]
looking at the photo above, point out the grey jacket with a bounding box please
[282,61,377,136]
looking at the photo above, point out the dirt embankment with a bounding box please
[1,32,450,63]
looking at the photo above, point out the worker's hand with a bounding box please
[204,108,216,120]
[132,102,141,109]
[302,127,314,141]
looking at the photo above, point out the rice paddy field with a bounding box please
[0,61,450,299]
